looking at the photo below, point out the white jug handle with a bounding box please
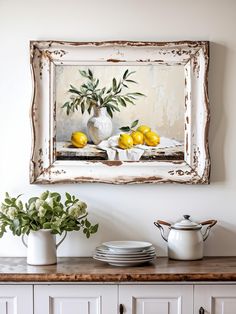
[56,231,67,249]
[21,234,28,248]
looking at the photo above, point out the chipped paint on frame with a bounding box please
[29,40,210,184]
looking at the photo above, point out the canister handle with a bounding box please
[200,220,217,241]
[154,220,171,242]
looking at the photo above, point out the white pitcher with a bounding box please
[22,229,67,265]
[87,106,113,144]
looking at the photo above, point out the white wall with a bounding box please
[0,0,235,257]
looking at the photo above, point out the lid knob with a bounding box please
[183,215,190,220]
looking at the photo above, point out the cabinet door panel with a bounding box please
[0,285,33,314]
[195,285,236,314]
[119,285,193,314]
[34,285,117,314]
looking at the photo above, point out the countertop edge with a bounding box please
[1,257,236,283]
[1,274,236,283]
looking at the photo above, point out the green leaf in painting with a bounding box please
[81,102,85,114]
[87,102,93,114]
[131,120,139,128]
[112,78,117,91]
[61,101,69,108]
[123,69,129,79]
[119,126,131,132]
[118,98,127,107]
[94,79,99,89]
[88,69,93,78]
[123,97,134,105]
[107,107,113,118]
[126,71,136,78]
[70,85,79,92]
[130,92,145,96]
[79,70,87,77]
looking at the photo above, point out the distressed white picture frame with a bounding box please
[30,40,210,184]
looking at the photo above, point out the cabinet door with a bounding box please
[34,284,117,314]
[0,285,33,314]
[194,285,236,314]
[119,284,193,314]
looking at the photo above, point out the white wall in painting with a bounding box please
[56,65,185,142]
[0,0,235,257]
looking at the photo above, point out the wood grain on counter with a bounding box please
[0,257,236,282]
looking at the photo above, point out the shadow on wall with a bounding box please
[208,42,227,183]
[204,222,236,256]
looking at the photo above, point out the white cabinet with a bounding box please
[0,285,33,314]
[34,285,117,314]
[1,283,236,314]
[34,284,193,314]
[119,285,193,314]
[194,285,236,314]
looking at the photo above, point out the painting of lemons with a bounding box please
[56,64,185,161]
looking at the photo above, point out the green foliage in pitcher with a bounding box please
[0,191,98,238]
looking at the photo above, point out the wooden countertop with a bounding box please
[1,257,236,282]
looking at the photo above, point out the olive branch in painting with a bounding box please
[62,69,145,118]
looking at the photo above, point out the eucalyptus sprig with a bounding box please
[62,69,145,118]
[0,191,98,238]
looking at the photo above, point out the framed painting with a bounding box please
[30,40,210,184]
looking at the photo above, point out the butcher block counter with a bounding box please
[1,256,236,282]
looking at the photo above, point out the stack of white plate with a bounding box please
[93,241,156,266]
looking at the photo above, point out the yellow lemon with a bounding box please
[144,131,160,146]
[131,131,144,145]
[118,134,134,149]
[71,131,88,148]
[137,125,151,134]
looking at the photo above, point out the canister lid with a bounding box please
[172,215,202,230]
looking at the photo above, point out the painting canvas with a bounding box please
[55,64,185,162]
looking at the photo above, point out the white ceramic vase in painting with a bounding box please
[22,229,67,265]
[87,107,113,145]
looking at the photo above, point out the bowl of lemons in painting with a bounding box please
[71,131,88,148]
[118,134,134,149]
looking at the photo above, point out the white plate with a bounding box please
[96,245,156,256]
[93,254,155,262]
[93,255,155,267]
[94,254,156,261]
[95,252,156,259]
[102,241,153,252]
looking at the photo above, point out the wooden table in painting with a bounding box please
[56,142,184,161]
